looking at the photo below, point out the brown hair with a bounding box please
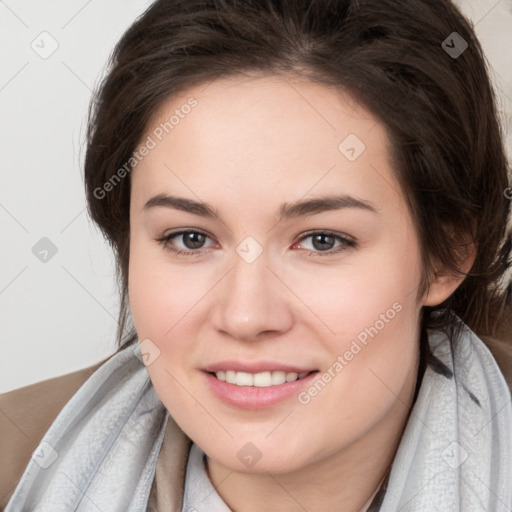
[84,0,511,362]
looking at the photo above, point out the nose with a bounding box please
[212,250,295,342]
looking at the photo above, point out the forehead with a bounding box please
[131,74,402,216]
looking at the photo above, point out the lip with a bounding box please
[203,369,319,410]
[202,360,315,374]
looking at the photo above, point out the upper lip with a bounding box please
[202,361,316,374]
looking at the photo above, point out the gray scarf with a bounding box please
[6,322,512,511]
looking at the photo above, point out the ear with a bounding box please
[422,240,477,307]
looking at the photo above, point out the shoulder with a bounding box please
[0,358,109,508]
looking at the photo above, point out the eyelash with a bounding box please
[155,229,357,257]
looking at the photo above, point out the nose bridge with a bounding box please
[214,240,293,340]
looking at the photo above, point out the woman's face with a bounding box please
[128,74,427,474]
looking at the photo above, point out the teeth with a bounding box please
[235,372,253,386]
[215,370,310,387]
[286,372,298,382]
[271,371,286,385]
[253,371,272,387]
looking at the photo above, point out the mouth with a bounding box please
[210,370,313,387]
[202,366,320,409]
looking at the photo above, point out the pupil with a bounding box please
[313,234,334,251]
[184,232,204,249]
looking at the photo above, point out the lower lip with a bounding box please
[203,371,318,409]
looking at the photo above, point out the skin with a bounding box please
[128,74,473,511]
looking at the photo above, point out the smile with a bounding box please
[203,368,319,409]
[214,370,310,387]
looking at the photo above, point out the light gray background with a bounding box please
[1,0,511,393]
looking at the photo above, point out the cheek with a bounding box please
[296,247,421,347]
[128,235,202,339]
[128,252,179,375]
[296,282,420,449]
[127,244,202,415]
[293,234,422,407]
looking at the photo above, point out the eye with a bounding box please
[156,229,215,256]
[156,229,356,257]
[294,231,356,256]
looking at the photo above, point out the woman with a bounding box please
[2,0,512,510]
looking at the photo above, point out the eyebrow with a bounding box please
[143,193,378,221]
